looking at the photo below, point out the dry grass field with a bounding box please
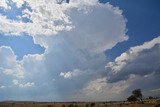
[0,99,160,107]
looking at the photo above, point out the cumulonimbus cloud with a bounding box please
[1,0,159,101]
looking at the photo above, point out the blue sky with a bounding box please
[104,0,160,60]
[0,0,160,101]
[0,34,45,60]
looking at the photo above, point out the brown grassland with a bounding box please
[0,99,160,107]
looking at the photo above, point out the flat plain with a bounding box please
[0,99,160,107]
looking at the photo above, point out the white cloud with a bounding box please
[60,72,72,79]
[0,0,128,49]
[83,78,107,94]
[60,69,83,79]
[106,36,160,74]
[0,85,6,89]
[81,77,130,101]
[150,88,160,92]
[81,71,160,101]
[62,2,128,53]
[12,0,25,8]
[13,79,34,88]
[0,0,9,9]
[0,46,25,78]
[0,0,72,36]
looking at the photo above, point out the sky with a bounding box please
[0,0,160,101]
